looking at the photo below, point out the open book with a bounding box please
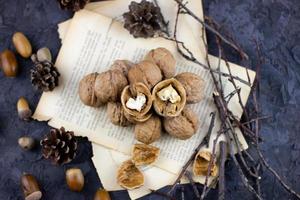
[33,2,255,199]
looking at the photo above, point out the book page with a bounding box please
[33,10,254,175]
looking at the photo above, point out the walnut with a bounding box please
[132,143,160,166]
[110,59,134,77]
[163,106,199,139]
[152,78,186,117]
[193,151,218,177]
[94,70,128,104]
[121,83,153,121]
[78,73,103,107]
[135,115,161,144]
[144,48,176,78]
[175,72,205,103]
[128,60,162,90]
[124,111,152,124]
[117,160,144,189]
[107,102,131,126]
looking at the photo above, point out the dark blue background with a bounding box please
[0,0,299,199]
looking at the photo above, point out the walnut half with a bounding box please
[132,143,160,166]
[193,151,218,177]
[117,160,144,190]
[152,78,186,117]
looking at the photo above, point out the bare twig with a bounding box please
[218,141,227,200]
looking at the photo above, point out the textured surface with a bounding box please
[0,0,299,199]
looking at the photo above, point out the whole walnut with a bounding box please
[175,72,205,103]
[128,60,162,90]
[152,78,186,117]
[193,151,218,177]
[163,106,199,139]
[121,83,153,121]
[110,60,134,77]
[145,48,176,78]
[107,102,131,126]
[135,115,161,144]
[132,143,160,166]
[117,160,144,189]
[94,70,128,104]
[78,73,103,107]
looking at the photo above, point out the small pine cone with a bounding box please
[40,127,78,165]
[30,59,60,92]
[123,0,164,38]
[57,0,90,11]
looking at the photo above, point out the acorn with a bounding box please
[17,97,32,121]
[18,136,36,150]
[0,49,18,77]
[21,173,42,200]
[66,168,84,192]
[12,32,32,58]
[94,188,111,200]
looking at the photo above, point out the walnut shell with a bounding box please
[110,60,134,77]
[163,106,199,139]
[135,115,161,144]
[175,72,205,103]
[107,102,131,126]
[78,73,103,107]
[132,143,160,166]
[117,160,144,190]
[128,60,162,90]
[124,111,152,124]
[193,151,218,177]
[94,70,128,104]
[121,82,153,118]
[152,78,186,117]
[144,48,176,78]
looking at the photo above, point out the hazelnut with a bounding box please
[94,70,128,104]
[18,136,36,150]
[78,73,103,107]
[36,47,52,62]
[21,173,42,200]
[121,83,153,119]
[0,49,18,77]
[94,188,111,200]
[135,115,161,144]
[110,60,134,77]
[193,151,218,177]
[144,48,176,78]
[152,78,186,117]
[132,143,160,166]
[163,106,199,140]
[128,60,162,90]
[12,32,32,58]
[107,102,131,126]
[175,72,205,103]
[17,97,32,121]
[66,168,85,192]
[117,160,144,189]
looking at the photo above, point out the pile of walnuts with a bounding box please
[78,47,207,189]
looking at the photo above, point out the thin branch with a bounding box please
[218,141,227,200]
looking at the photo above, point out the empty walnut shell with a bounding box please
[128,60,162,90]
[135,115,161,144]
[78,73,103,107]
[94,70,128,104]
[163,106,199,139]
[121,83,153,119]
[132,143,160,166]
[107,102,131,126]
[152,78,186,117]
[193,151,218,177]
[117,160,144,190]
[110,60,134,77]
[144,48,176,78]
[175,72,205,103]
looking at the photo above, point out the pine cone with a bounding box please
[57,0,90,11]
[30,59,60,92]
[40,127,78,165]
[123,0,164,38]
